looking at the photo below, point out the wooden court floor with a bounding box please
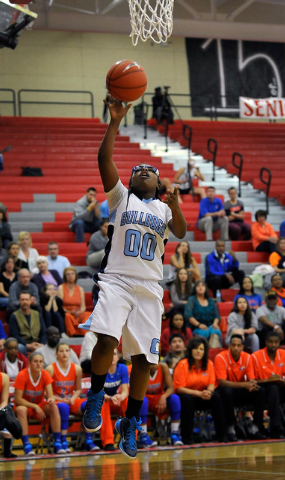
[1,442,285,480]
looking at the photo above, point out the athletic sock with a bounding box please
[61,434,67,444]
[53,432,61,443]
[125,396,143,421]
[22,434,30,445]
[140,424,147,434]
[171,421,180,433]
[3,438,12,457]
[91,372,107,394]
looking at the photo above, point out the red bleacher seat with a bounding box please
[70,344,81,357]
[220,289,238,302]
[208,348,226,362]
[218,302,233,317]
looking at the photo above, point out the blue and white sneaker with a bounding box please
[85,441,100,452]
[24,443,35,456]
[115,417,142,459]
[54,441,66,454]
[61,440,71,453]
[139,432,158,448]
[83,389,105,432]
[171,432,184,446]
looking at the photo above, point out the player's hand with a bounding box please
[104,94,132,121]
[156,395,167,414]
[34,405,46,422]
[162,185,180,210]
[225,273,235,285]
[201,390,212,400]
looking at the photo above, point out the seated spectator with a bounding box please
[86,219,109,269]
[151,86,174,124]
[139,362,183,448]
[225,297,260,352]
[6,268,40,321]
[256,290,285,347]
[17,231,39,272]
[168,241,200,285]
[215,334,266,441]
[269,237,285,286]
[173,159,206,199]
[0,319,7,351]
[252,331,285,438]
[79,331,97,374]
[57,267,91,337]
[40,284,65,333]
[69,187,101,243]
[4,242,28,273]
[173,336,227,444]
[184,280,222,346]
[47,242,70,278]
[32,256,62,293]
[251,210,278,253]
[224,187,251,241]
[205,240,245,298]
[0,372,22,458]
[197,186,229,241]
[161,333,186,373]
[46,343,99,452]
[169,268,193,308]
[160,308,193,356]
[35,326,80,368]
[9,292,46,356]
[14,351,65,456]
[0,210,13,249]
[0,337,28,380]
[0,256,17,306]
[233,276,262,313]
[270,273,285,307]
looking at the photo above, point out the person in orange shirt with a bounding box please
[252,330,285,439]
[269,237,285,286]
[270,274,285,308]
[251,210,278,253]
[215,334,266,441]
[14,351,65,456]
[173,336,226,444]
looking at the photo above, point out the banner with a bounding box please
[239,97,285,119]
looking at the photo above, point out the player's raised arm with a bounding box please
[98,96,132,193]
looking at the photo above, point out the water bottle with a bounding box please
[216,290,222,303]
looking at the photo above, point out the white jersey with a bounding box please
[101,180,172,281]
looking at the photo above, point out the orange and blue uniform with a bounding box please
[14,368,53,419]
[51,362,85,415]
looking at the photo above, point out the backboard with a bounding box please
[0,0,38,49]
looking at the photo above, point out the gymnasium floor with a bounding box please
[1,442,285,480]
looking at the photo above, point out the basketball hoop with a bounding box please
[128,0,174,46]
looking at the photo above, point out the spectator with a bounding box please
[0,256,17,306]
[86,219,109,269]
[169,268,193,308]
[35,326,80,368]
[173,336,227,444]
[57,267,91,337]
[6,268,40,321]
[252,331,285,438]
[251,210,278,253]
[9,292,46,356]
[215,334,266,441]
[151,86,174,124]
[0,337,28,380]
[256,290,285,347]
[40,284,65,333]
[233,276,262,313]
[69,187,101,243]
[0,319,7,351]
[269,237,285,286]
[47,242,70,278]
[224,187,251,241]
[17,231,39,272]
[225,297,259,352]
[173,159,206,199]
[197,186,229,241]
[184,280,222,346]
[168,241,200,285]
[270,273,285,307]
[161,333,186,372]
[0,210,13,249]
[160,308,193,356]
[4,242,28,273]
[32,256,63,293]
[79,331,97,374]
[14,351,65,455]
[0,372,22,458]
[205,240,245,298]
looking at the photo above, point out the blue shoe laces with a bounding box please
[85,390,104,422]
[124,418,142,450]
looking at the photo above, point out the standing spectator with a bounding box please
[47,242,70,278]
[256,290,285,347]
[17,232,39,272]
[168,241,200,285]
[197,186,229,241]
[0,210,13,249]
[86,219,109,269]
[35,326,80,367]
[251,210,278,253]
[151,86,174,124]
[6,268,40,321]
[160,308,193,356]
[270,273,285,307]
[269,237,285,286]
[32,256,62,293]
[225,297,260,352]
[0,337,28,380]
[57,267,91,337]
[40,284,65,333]
[205,240,245,298]
[4,242,28,273]
[0,372,22,458]
[79,331,97,374]
[69,187,101,243]
[0,256,16,306]
[173,336,227,444]
[233,276,262,313]
[169,268,193,308]
[224,187,251,241]
[173,159,206,199]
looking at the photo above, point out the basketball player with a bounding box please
[79,95,187,459]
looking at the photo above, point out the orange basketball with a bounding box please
[106,60,147,103]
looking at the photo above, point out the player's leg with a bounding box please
[167,394,184,446]
[16,406,34,456]
[138,396,157,448]
[57,402,71,452]
[44,402,66,454]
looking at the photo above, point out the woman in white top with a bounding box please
[17,231,39,272]
[225,297,259,352]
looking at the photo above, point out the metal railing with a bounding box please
[207,138,218,182]
[0,88,17,116]
[232,152,244,197]
[259,167,272,214]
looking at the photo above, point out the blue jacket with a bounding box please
[205,250,239,277]
[197,197,224,223]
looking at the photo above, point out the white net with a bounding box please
[128,0,174,46]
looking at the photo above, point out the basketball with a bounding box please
[106,60,147,103]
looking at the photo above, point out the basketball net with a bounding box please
[128,0,174,46]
